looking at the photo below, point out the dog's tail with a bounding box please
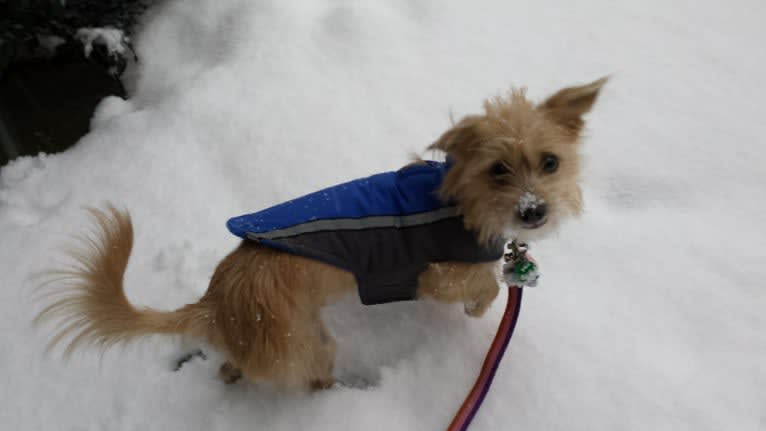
[35,205,210,356]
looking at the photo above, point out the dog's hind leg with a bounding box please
[258,313,337,391]
[284,314,337,391]
[308,321,337,390]
[220,307,337,391]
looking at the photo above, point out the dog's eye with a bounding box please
[541,154,559,174]
[490,162,509,180]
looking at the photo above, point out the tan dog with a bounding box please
[37,77,606,390]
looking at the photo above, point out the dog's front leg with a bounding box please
[417,262,499,317]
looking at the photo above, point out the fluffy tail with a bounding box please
[35,205,209,356]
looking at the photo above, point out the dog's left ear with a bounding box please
[428,116,482,155]
[539,76,608,135]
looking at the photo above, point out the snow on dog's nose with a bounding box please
[517,192,547,228]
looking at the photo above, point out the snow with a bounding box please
[516,191,545,213]
[2,0,765,430]
[75,27,128,58]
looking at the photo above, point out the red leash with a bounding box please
[447,286,524,431]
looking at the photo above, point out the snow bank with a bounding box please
[1,0,764,430]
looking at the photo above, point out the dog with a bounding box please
[36,77,606,390]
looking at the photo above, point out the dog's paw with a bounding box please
[463,280,500,317]
[464,298,490,317]
[219,362,243,384]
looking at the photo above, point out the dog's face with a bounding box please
[431,77,607,244]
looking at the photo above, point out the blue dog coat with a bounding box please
[227,161,505,305]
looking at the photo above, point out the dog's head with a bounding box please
[430,77,607,244]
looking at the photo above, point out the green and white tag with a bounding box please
[502,241,540,287]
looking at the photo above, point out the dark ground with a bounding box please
[0,0,149,167]
[0,59,125,167]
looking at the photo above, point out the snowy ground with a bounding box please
[2,0,765,430]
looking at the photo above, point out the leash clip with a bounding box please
[504,240,529,263]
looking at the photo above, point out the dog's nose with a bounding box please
[519,204,547,226]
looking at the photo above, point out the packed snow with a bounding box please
[2,0,765,430]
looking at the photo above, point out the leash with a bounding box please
[447,286,523,431]
[447,241,534,431]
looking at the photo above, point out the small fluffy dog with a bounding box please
[37,77,606,390]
